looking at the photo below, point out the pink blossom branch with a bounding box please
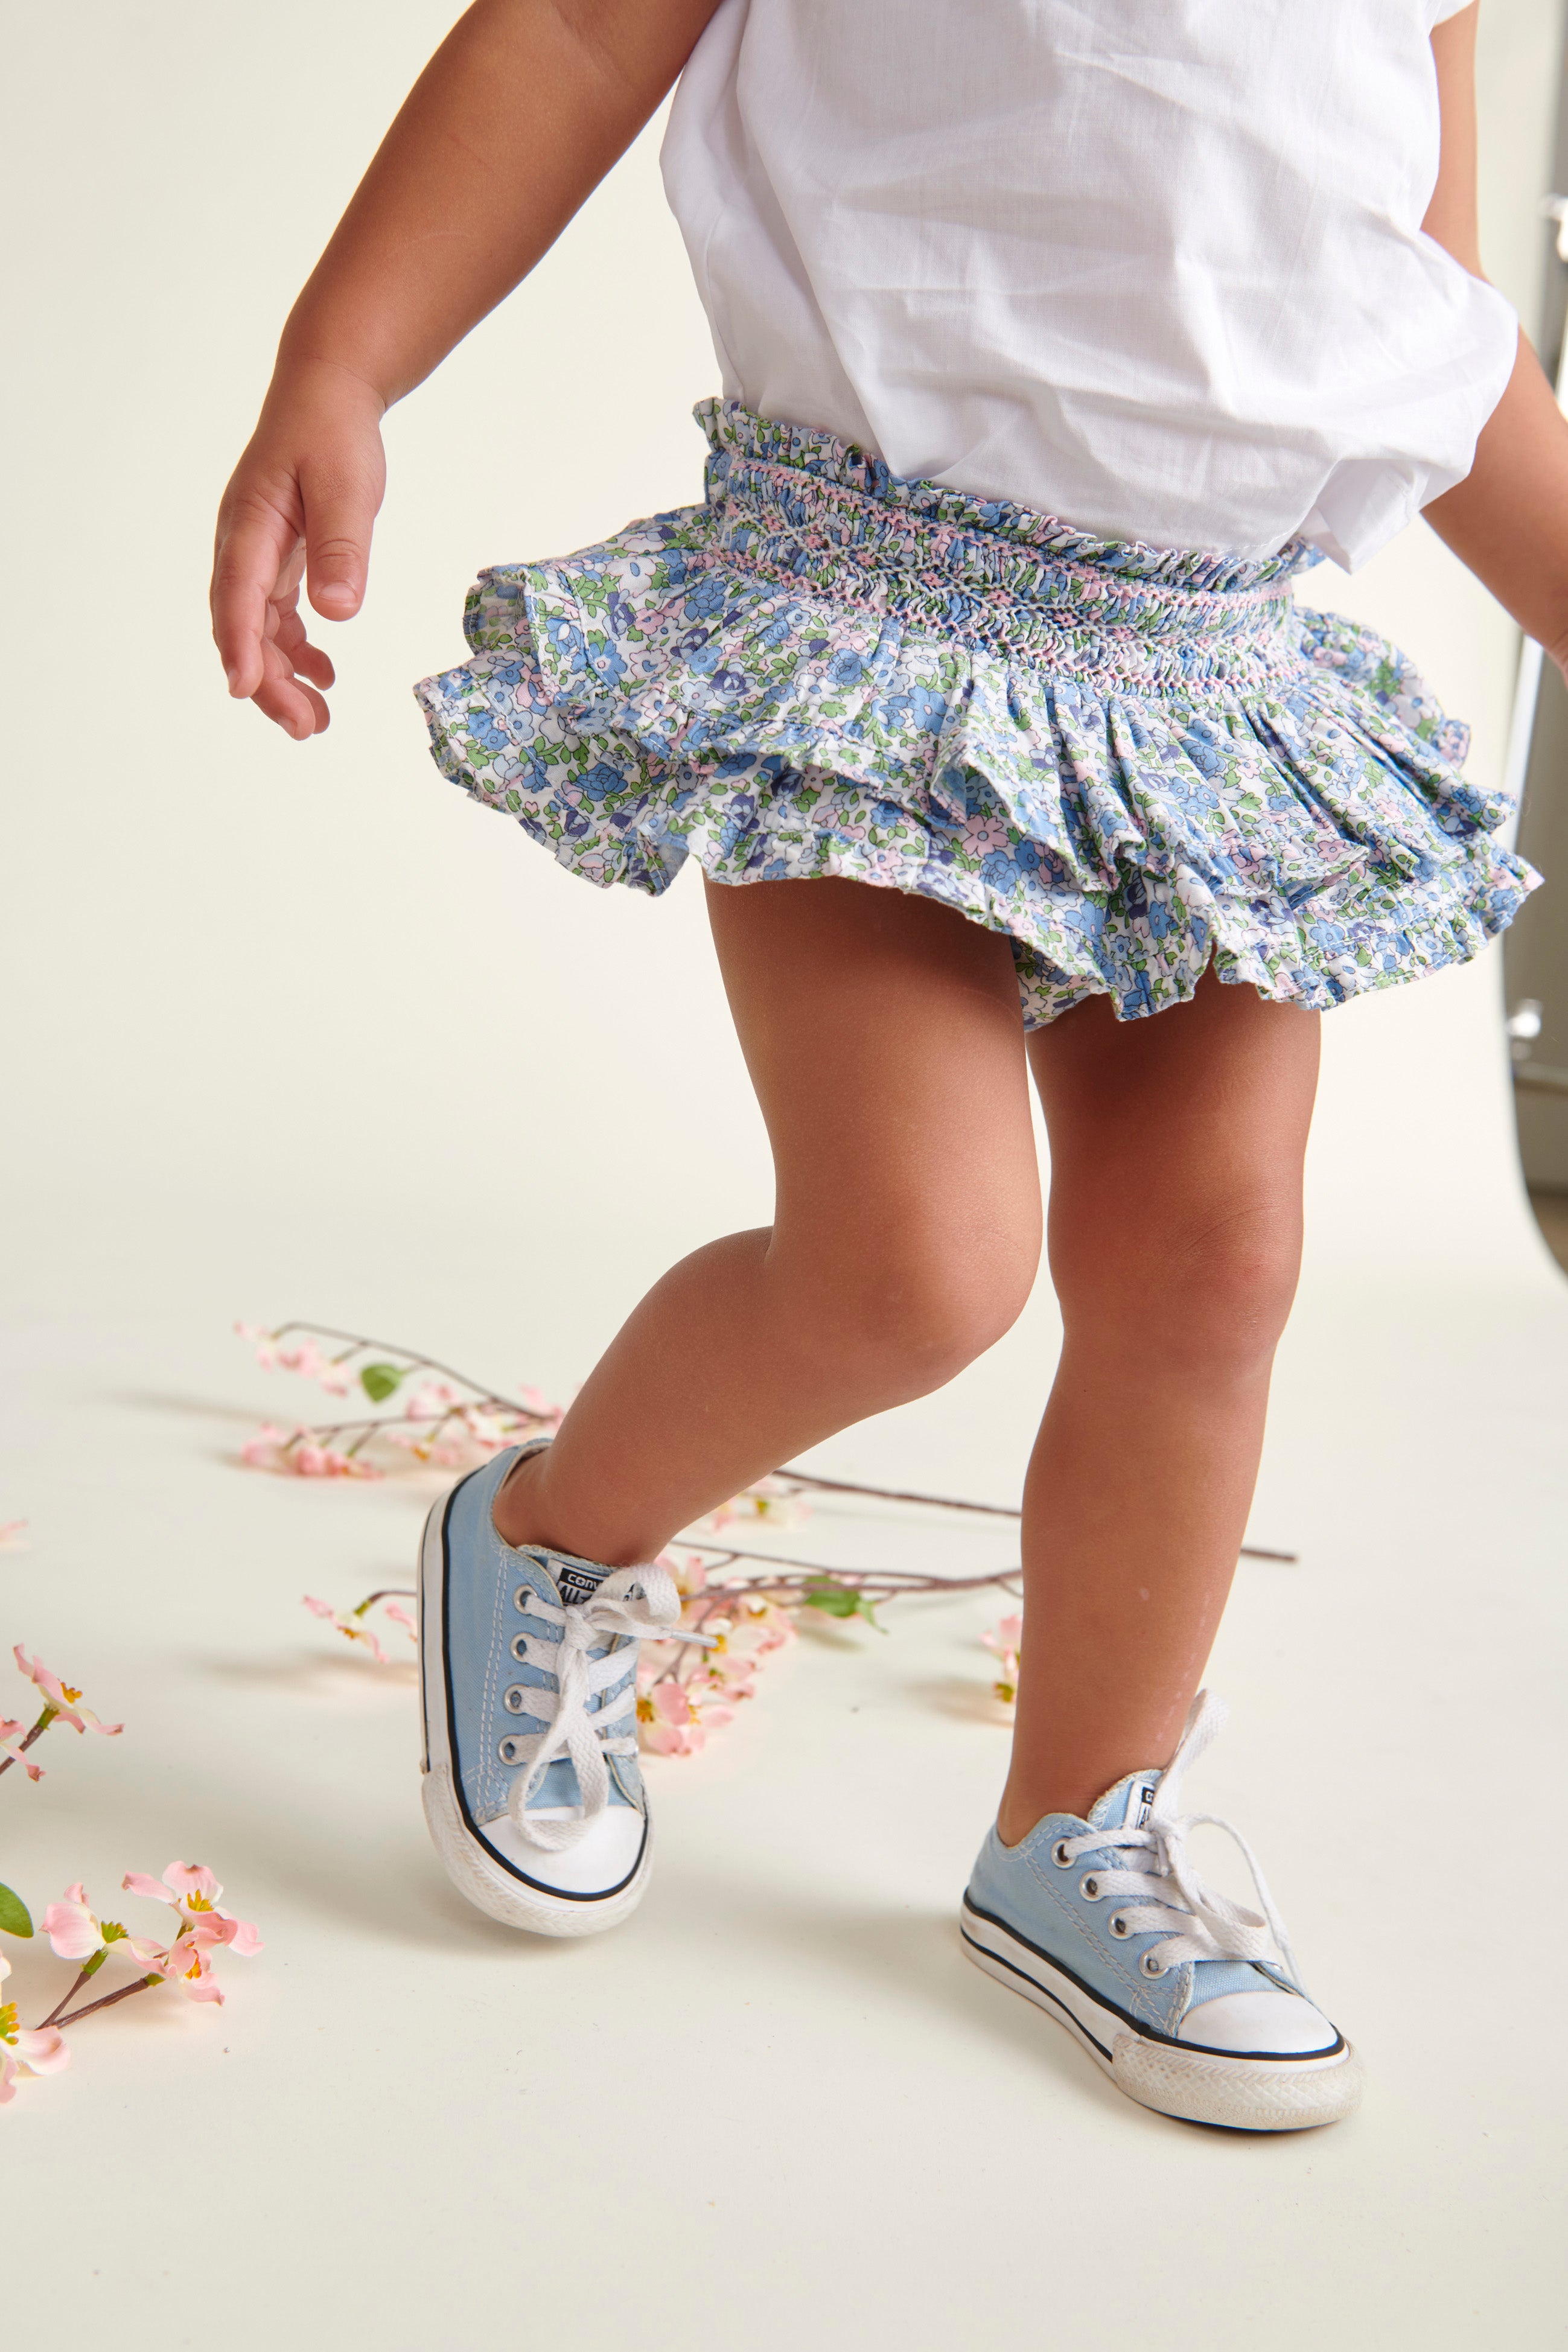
[37,1964,96,2030]
[48,1972,161,2030]
[266,1322,535,1415]
[243,1322,1297,1562]
[0,1707,54,1780]
[774,1467,1295,1563]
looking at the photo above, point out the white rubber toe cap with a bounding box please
[1178,1989,1340,2054]
[473,1803,646,1898]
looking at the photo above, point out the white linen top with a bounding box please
[660,0,1519,569]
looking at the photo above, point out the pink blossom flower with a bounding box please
[0,2003,69,2103]
[0,1716,44,1781]
[235,1321,278,1370]
[302,1597,390,1663]
[637,1679,733,1756]
[121,1863,262,1958]
[40,1882,115,1962]
[736,1597,795,1654]
[406,1380,463,1424]
[981,1613,1024,1706]
[638,1681,706,1755]
[291,1443,378,1480]
[461,1410,509,1450]
[11,1649,123,1739]
[701,1475,806,1535]
[704,1652,759,1699]
[0,1521,28,1550]
[655,1549,708,1599]
[240,1423,290,1468]
[515,1386,564,1426]
[316,1359,355,1398]
[381,1603,418,1643]
[126,1937,226,2004]
[275,1338,325,1381]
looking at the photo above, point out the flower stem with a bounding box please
[255,1325,1298,1562]
[267,1323,534,1415]
[48,1973,161,2029]
[0,1708,55,1780]
[773,1467,1295,1561]
[37,1965,94,2029]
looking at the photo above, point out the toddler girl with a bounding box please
[211,0,1555,2130]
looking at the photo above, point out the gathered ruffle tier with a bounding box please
[415,400,1538,1025]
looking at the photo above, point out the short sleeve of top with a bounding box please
[661,0,1518,569]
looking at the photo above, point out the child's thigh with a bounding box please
[703,875,1041,1251]
[1027,971,1321,1277]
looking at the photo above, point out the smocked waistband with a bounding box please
[693,400,1321,691]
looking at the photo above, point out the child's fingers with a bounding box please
[299,454,380,621]
[272,603,336,692]
[211,503,303,700]
[250,630,331,739]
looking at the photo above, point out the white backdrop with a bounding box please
[2,7,1566,2347]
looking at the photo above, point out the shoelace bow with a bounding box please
[1055,1691,1304,1987]
[505,1565,704,1852]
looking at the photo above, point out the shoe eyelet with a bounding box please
[513,1585,534,1614]
[1079,1875,1103,1901]
[1109,1914,1130,1939]
[511,1633,530,1662]
[1140,1951,1165,1978]
[503,1686,527,1713]
[1051,1841,1073,1868]
[498,1738,521,1764]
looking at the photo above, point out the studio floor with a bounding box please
[2,1008,1566,2348]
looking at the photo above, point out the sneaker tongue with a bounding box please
[552,1555,612,1608]
[1086,1768,1162,1832]
[515,1542,614,1608]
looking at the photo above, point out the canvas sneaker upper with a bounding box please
[965,1691,1340,2058]
[424,1444,686,1910]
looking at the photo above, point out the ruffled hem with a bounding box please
[413,403,1538,1026]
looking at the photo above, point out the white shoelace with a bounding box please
[1053,1691,1303,1987]
[504,1565,696,1852]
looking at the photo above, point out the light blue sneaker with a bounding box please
[962,1692,1363,2130]
[418,1442,681,1936]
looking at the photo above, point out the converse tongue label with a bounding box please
[555,1559,612,1608]
[1127,1779,1158,1829]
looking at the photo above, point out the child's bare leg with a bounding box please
[494,876,1044,1564]
[996,974,1320,1839]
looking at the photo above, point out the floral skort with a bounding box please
[415,400,1538,1025]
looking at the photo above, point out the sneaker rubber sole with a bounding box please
[418,1485,653,1938]
[961,1896,1363,2131]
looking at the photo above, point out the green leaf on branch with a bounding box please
[802,1579,885,1631]
[0,1882,34,1937]
[359,1363,406,1404]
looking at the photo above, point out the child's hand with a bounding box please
[211,361,387,739]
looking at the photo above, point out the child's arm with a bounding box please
[211,0,724,739]
[1421,3,1568,672]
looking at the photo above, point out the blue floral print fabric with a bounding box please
[415,401,1538,1025]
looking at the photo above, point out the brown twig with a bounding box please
[249,1324,1298,1564]
[268,1323,535,1417]
[0,1709,54,1780]
[37,1965,95,2029]
[774,1468,1296,1562]
[48,1972,161,2030]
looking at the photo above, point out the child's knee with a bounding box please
[1056,1197,1301,1374]
[783,1220,1039,1406]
